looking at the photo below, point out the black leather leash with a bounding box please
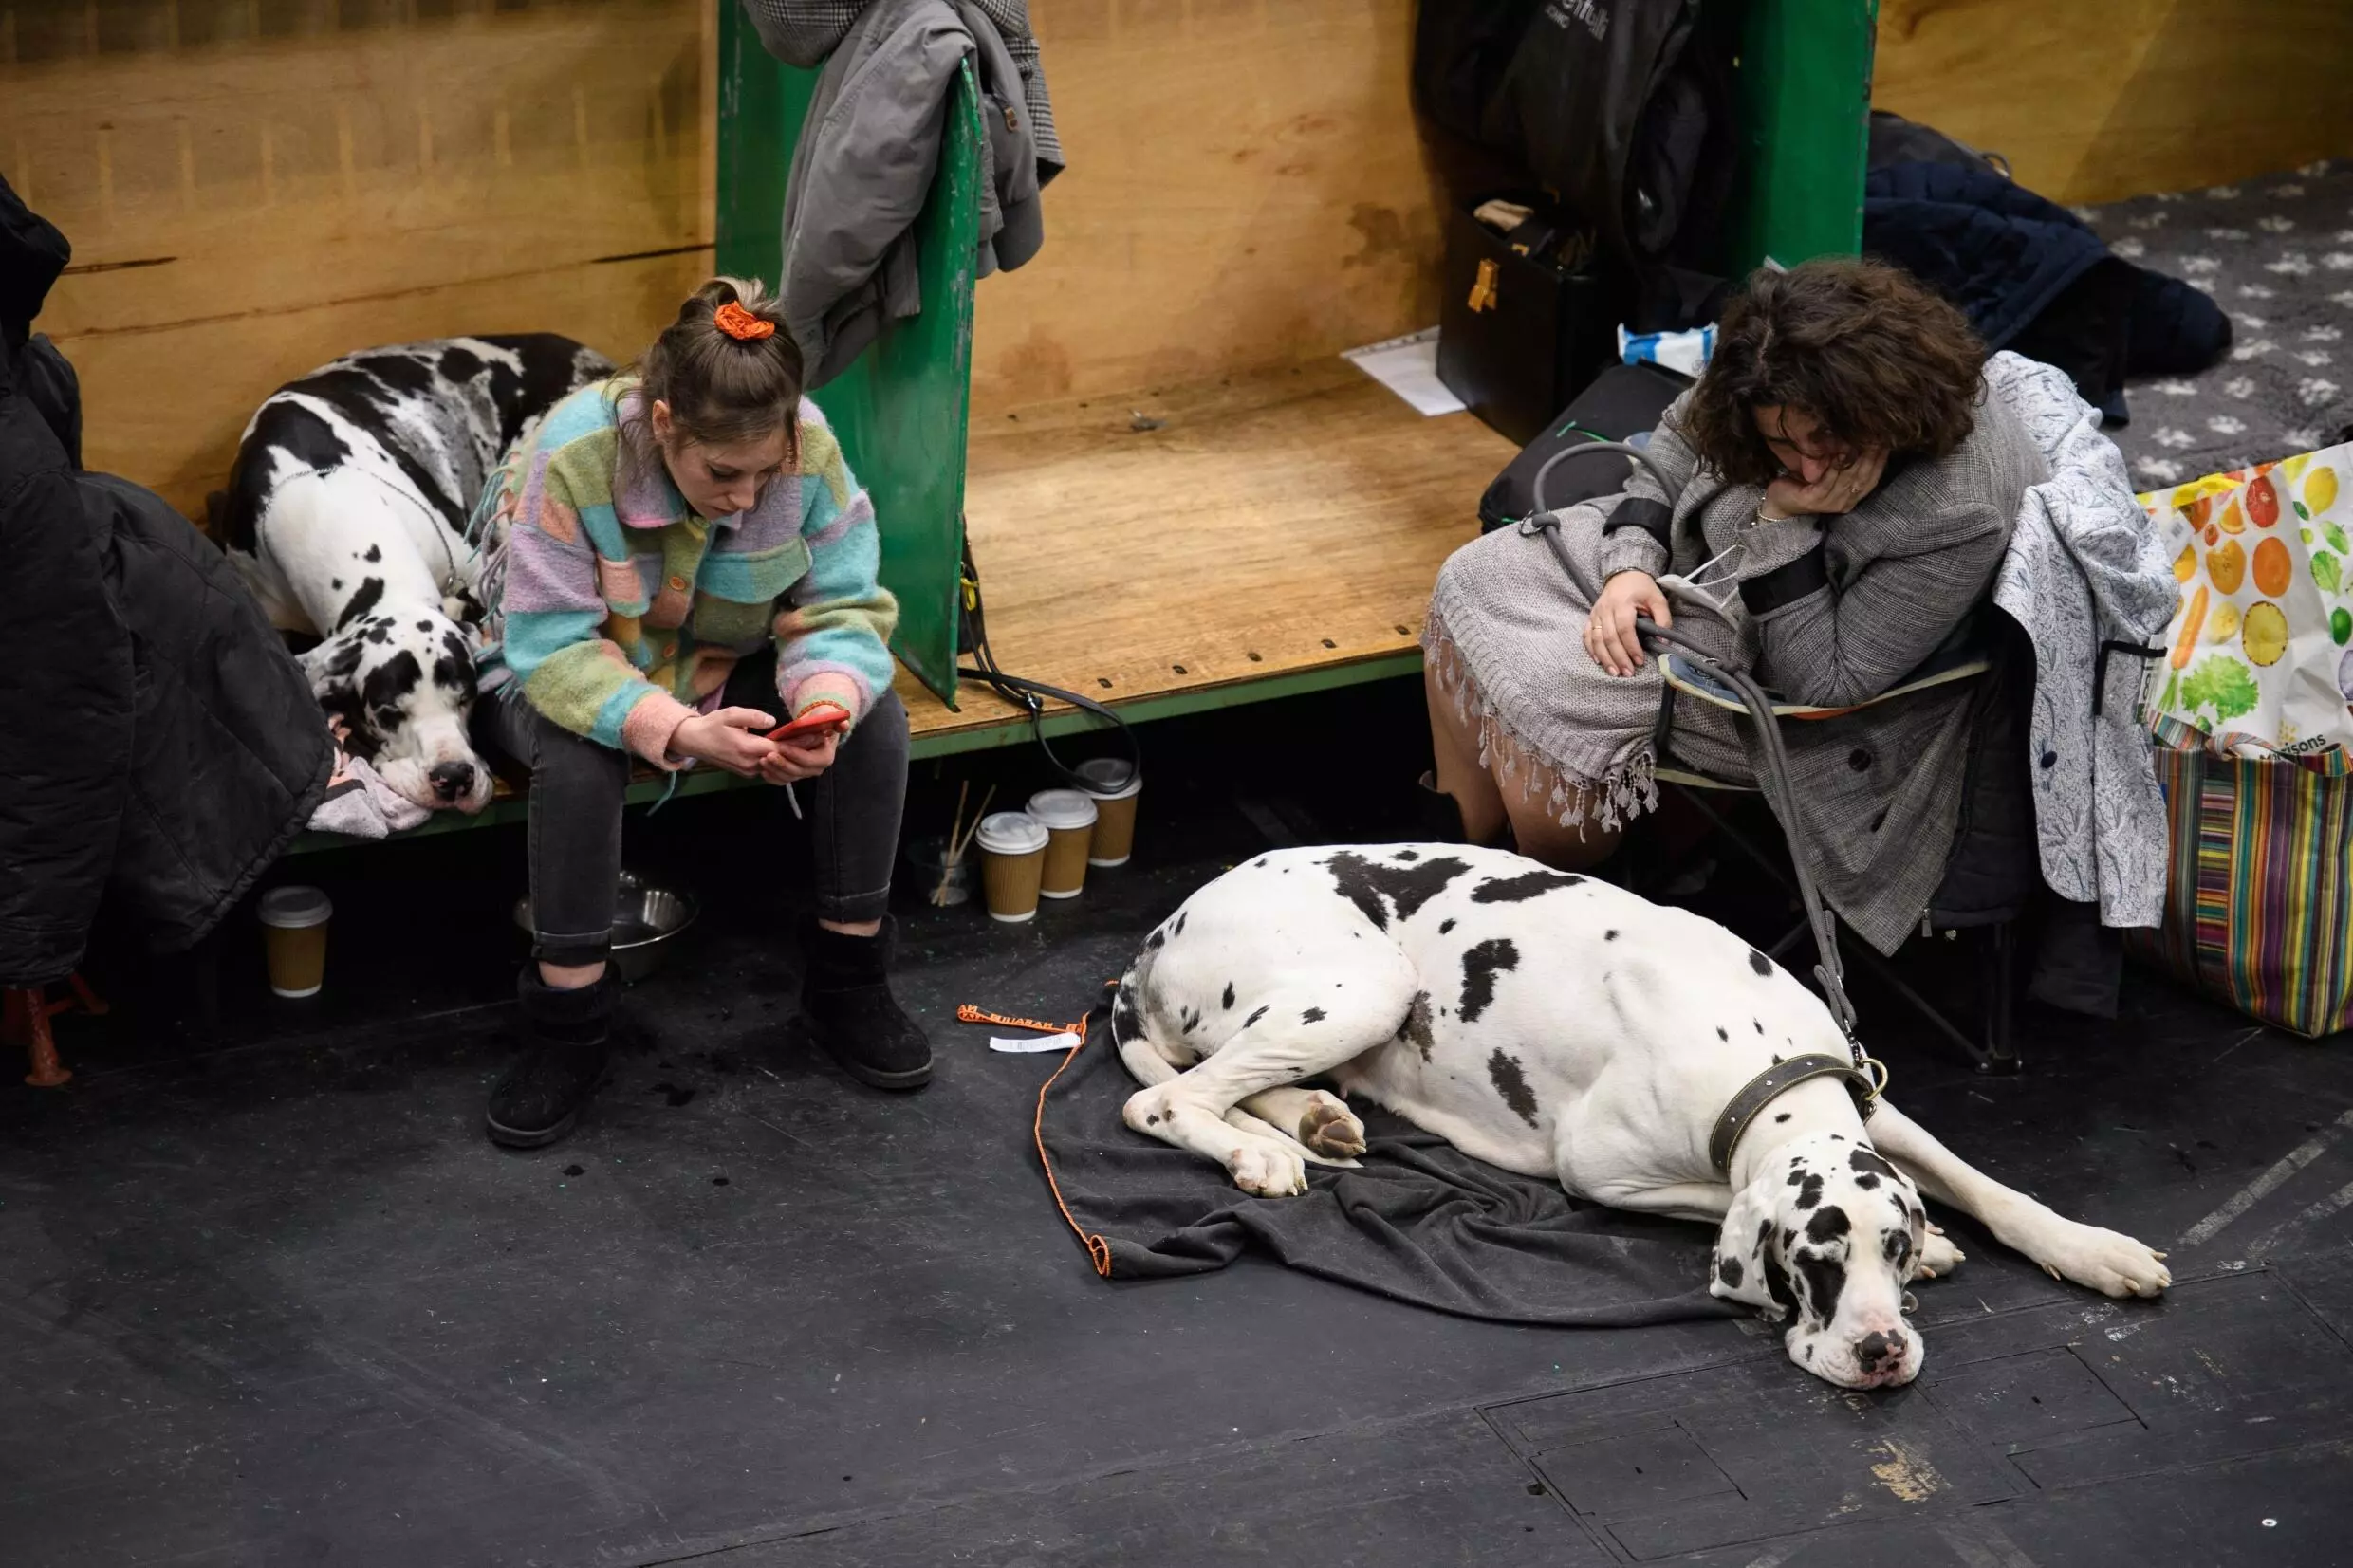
[1513,442,1892,1167]
[954,536,1143,793]
[1627,613,1890,1165]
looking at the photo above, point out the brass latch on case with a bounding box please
[1468,258,1500,313]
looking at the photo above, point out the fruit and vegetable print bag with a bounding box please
[2141,447,2353,757]
[2132,448,2353,1037]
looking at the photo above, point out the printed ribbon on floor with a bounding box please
[958,1004,1090,1053]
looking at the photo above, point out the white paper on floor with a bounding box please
[1342,327,1465,416]
[990,1033,1084,1053]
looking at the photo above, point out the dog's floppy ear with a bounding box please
[299,629,367,693]
[299,634,378,757]
[1711,1177,1790,1319]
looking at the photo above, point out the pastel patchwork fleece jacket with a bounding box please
[482,379,898,766]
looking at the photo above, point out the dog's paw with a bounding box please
[2036,1222,2171,1299]
[1121,1087,1172,1136]
[1297,1092,1367,1160]
[1916,1228,1966,1280]
[1229,1141,1308,1199]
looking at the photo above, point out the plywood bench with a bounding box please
[287,353,1510,851]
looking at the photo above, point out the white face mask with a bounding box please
[1658,539,1746,621]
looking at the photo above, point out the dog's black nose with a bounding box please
[1856,1331,1906,1370]
[428,762,475,800]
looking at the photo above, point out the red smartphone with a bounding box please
[765,702,850,743]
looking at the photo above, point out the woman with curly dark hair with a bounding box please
[1422,256,2048,953]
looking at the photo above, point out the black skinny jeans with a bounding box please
[474,653,908,967]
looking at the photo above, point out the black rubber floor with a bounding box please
[7,681,2352,1567]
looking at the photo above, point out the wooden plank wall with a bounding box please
[17,0,1450,512]
[967,0,1449,415]
[1873,0,2353,205]
[5,0,719,522]
[45,0,2344,518]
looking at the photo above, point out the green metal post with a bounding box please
[714,9,980,703]
[1727,0,1879,271]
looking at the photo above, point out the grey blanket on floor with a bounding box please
[1035,1026,1738,1327]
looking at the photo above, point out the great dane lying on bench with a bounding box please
[1112,844,2169,1390]
[217,334,610,814]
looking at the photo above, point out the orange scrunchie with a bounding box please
[713,301,776,341]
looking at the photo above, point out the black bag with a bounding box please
[1477,360,1690,533]
[1411,0,1542,146]
[1436,194,1617,448]
[1420,2,1732,443]
[1481,0,1737,297]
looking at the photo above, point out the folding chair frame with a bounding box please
[1637,618,2025,1077]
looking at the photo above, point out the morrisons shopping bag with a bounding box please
[2141,447,2353,757]
[2130,716,2353,1038]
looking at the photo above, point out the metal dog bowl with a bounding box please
[512,871,698,984]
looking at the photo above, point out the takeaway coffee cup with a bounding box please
[1027,790,1100,899]
[1073,758,1143,867]
[258,886,333,999]
[975,812,1051,923]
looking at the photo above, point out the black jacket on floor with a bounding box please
[1,175,330,987]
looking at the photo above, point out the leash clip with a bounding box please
[1854,1054,1890,1101]
[1847,1050,1890,1122]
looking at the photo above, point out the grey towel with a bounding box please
[1425,501,1671,835]
[1035,1027,1739,1328]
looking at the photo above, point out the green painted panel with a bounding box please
[1725,0,1879,271]
[904,652,1431,759]
[715,9,977,702]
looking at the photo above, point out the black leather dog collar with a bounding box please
[1709,1053,1881,1174]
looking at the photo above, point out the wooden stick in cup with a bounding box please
[952,785,997,863]
[933,781,972,907]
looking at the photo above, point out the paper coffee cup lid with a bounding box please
[1074,758,1142,799]
[259,885,333,929]
[1026,789,1100,830]
[974,811,1049,855]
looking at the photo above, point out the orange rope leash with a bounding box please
[981,985,1120,1279]
[1031,1028,1113,1278]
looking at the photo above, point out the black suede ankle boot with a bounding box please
[486,967,614,1149]
[1417,771,1470,841]
[1417,771,1516,852]
[801,917,934,1090]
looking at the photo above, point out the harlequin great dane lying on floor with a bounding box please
[1112,844,2170,1390]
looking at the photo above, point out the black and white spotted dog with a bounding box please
[217,334,611,812]
[1114,845,2171,1390]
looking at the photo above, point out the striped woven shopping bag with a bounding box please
[2130,715,2353,1038]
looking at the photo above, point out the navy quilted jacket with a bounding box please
[1864,162,2232,416]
